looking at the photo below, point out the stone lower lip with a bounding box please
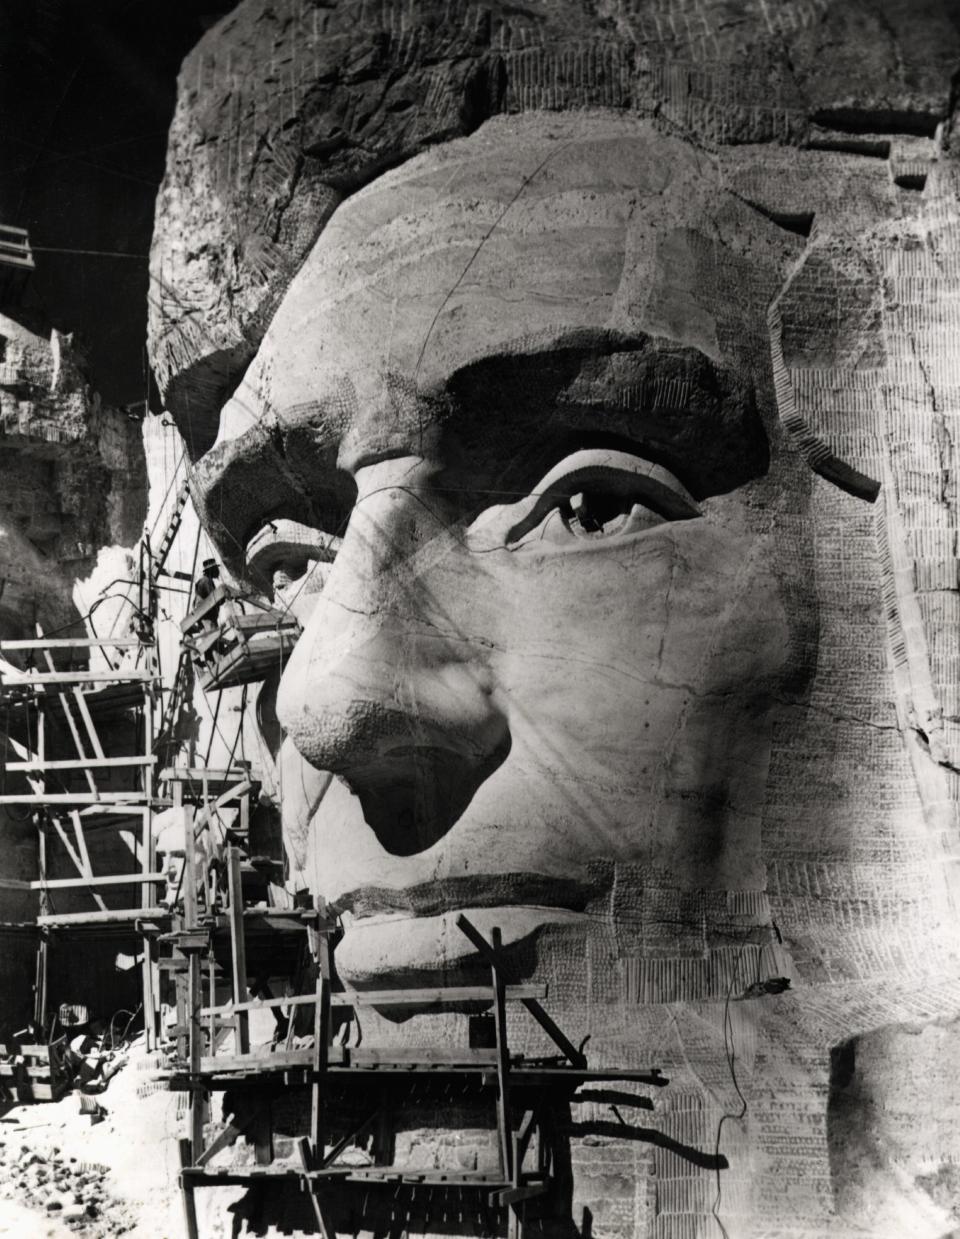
[333,905,589,987]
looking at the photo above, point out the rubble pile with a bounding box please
[0,1143,130,1234]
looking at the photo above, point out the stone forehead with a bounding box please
[249,116,789,407]
[148,0,960,455]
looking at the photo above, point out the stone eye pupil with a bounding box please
[273,556,309,587]
[566,490,629,533]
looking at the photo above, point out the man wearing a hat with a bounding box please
[189,557,222,653]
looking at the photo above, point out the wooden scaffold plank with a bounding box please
[0,637,145,650]
[198,982,548,1018]
[6,756,156,772]
[29,873,165,890]
[0,670,155,686]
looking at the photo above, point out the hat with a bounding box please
[202,558,219,572]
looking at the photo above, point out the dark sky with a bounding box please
[0,0,237,407]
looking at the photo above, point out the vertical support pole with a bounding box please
[35,699,49,1033]
[491,926,512,1182]
[37,708,46,917]
[226,847,249,1055]
[172,783,188,1064]
[297,1136,333,1239]
[177,1138,200,1239]
[36,698,45,780]
[375,1105,392,1169]
[310,926,331,1162]
[33,927,48,1032]
[207,955,216,1050]
[251,1089,274,1166]
[142,684,157,1050]
[34,699,48,1034]
[182,792,204,1159]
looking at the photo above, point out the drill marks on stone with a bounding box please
[873,213,960,773]
[501,43,635,114]
[620,942,791,1005]
[768,302,881,502]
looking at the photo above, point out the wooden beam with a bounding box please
[198,1046,344,1075]
[198,982,547,1018]
[30,872,165,890]
[310,932,332,1160]
[226,848,250,1056]
[0,638,145,650]
[182,800,206,1160]
[180,583,233,633]
[195,1106,261,1168]
[162,766,250,782]
[78,803,165,817]
[37,632,98,796]
[38,906,167,926]
[232,612,299,634]
[7,756,156,771]
[320,1110,380,1170]
[251,1094,273,1166]
[0,794,158,805]
[491,927,512,1181]
[192,1045,503,1076]
[192,782,255,832]
[70,687,107,760]
[177,1139,200,1239]
[296,1138,334,1239]
[0,670,154,685]
[141,695,158,1052]
[45,813,107,913]
[456,914,587,1069]
[491,1182,549,1208]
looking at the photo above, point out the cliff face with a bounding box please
[0,310,147,641]
[146,4,960,1237]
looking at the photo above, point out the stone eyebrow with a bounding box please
[188,420,350,578]
[439,334,771,502]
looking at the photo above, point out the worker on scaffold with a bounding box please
[184,558,223,666]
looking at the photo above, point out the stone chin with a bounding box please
[333,906,588,990]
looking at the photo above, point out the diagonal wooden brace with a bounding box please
[456,914,587,1068]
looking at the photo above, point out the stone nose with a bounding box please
[275,460,508,791]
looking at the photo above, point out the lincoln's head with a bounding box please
[183,111,848,985]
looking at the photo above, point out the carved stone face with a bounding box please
[192,114,809,986]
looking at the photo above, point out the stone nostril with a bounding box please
[339,732,513,856]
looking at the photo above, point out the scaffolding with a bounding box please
[180,581,301,692]
[0,477,202,1059]
[0,628,165,1044]
[0,223,34,304]
[163,864,668,1239]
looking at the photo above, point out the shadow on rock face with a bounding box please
[828,1021,960,1238]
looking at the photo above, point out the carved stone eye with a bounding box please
[564,491,636,537]
[245,518,342,599]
